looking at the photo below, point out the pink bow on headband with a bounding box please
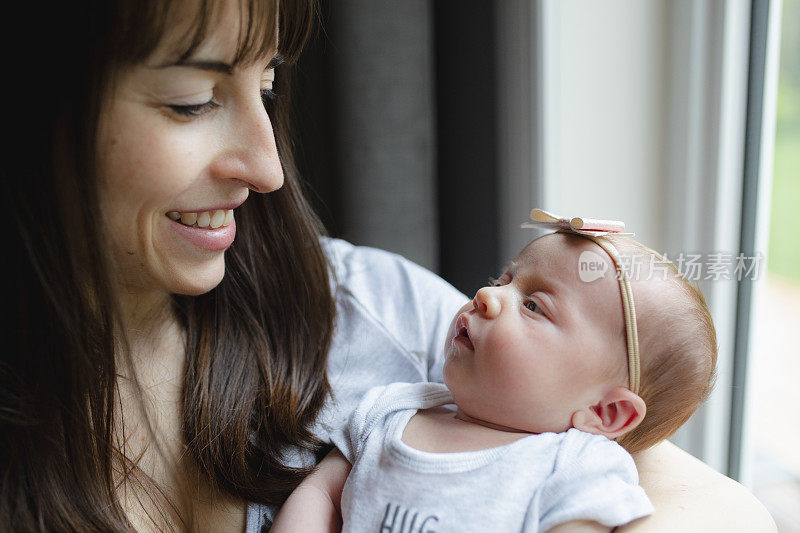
[520,208,635,237]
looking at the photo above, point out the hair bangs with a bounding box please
[170,0,279,67]
[110,0,314,69]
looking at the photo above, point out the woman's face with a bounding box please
[97,6,283,298]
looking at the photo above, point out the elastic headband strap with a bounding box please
[584,236,641,394]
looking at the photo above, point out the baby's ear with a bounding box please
[571,387,646,440]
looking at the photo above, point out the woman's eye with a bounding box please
[525,299,545,315]
[168,99,220,117]
[168,87,278,118]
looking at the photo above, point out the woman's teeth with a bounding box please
[167,209,234,229]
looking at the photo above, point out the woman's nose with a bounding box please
[212,99,285,193]
[473,287,501,318]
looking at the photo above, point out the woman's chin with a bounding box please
[168,263,226,296]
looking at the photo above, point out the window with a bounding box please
[748,0,800,529]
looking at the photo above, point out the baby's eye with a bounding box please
[524,299,545,315]
[487,277,502,287]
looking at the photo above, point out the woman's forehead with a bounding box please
[145,0,278,68]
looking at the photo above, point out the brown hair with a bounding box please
[608,238,719,453]
[2,1,332,531]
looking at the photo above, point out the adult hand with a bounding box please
[620,441,776,532]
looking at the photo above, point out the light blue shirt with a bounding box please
[246,238,468,532]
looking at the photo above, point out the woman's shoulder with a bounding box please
[321,237,468,380]
[620,441,777,533]
[321,237,465,302]
[314,240,465,451]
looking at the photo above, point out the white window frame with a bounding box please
[737,0,782,487]
[495,0,782,475]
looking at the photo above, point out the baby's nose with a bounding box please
[473,287,500,318]
[472,294,486,313]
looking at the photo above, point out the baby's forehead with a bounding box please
[516,233,610,275]
[515,233,624,328]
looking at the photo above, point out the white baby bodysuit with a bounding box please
[339,382,654,533]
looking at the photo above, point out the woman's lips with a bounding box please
[454,313,474,350]
[168,215,236,251]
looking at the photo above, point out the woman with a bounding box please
[1,0,775,531]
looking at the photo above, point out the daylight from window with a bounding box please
[749,1,800,531]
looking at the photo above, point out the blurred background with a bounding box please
[291,1,798,530]
[750,0,800,530]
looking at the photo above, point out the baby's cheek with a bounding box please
[480,350,520,381]
[484,336,537,385]
[485,323,524,357]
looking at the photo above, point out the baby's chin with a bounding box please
[441,356,465,398]
[441,357,454,386]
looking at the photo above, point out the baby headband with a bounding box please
[521,208,640,394]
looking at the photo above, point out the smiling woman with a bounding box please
[3,0,334,531]
[97,49,285,296]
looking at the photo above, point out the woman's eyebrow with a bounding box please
[153,60,234,74]
[151,53,284,74]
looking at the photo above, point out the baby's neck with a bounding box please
[454,408,531,434]
[401,406,534,454]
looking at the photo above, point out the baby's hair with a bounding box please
[605,237,718,453]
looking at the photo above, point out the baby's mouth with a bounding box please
[455,315,474,350]
[167,209,234,229]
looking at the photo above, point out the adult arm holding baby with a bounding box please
[624,441,777,533]
[543,443,778,533]
[271,449,352,533]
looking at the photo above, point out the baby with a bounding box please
[271,229,718,533]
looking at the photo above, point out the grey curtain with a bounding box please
[295,0,500,296]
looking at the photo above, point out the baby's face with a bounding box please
[443,233,629,434]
